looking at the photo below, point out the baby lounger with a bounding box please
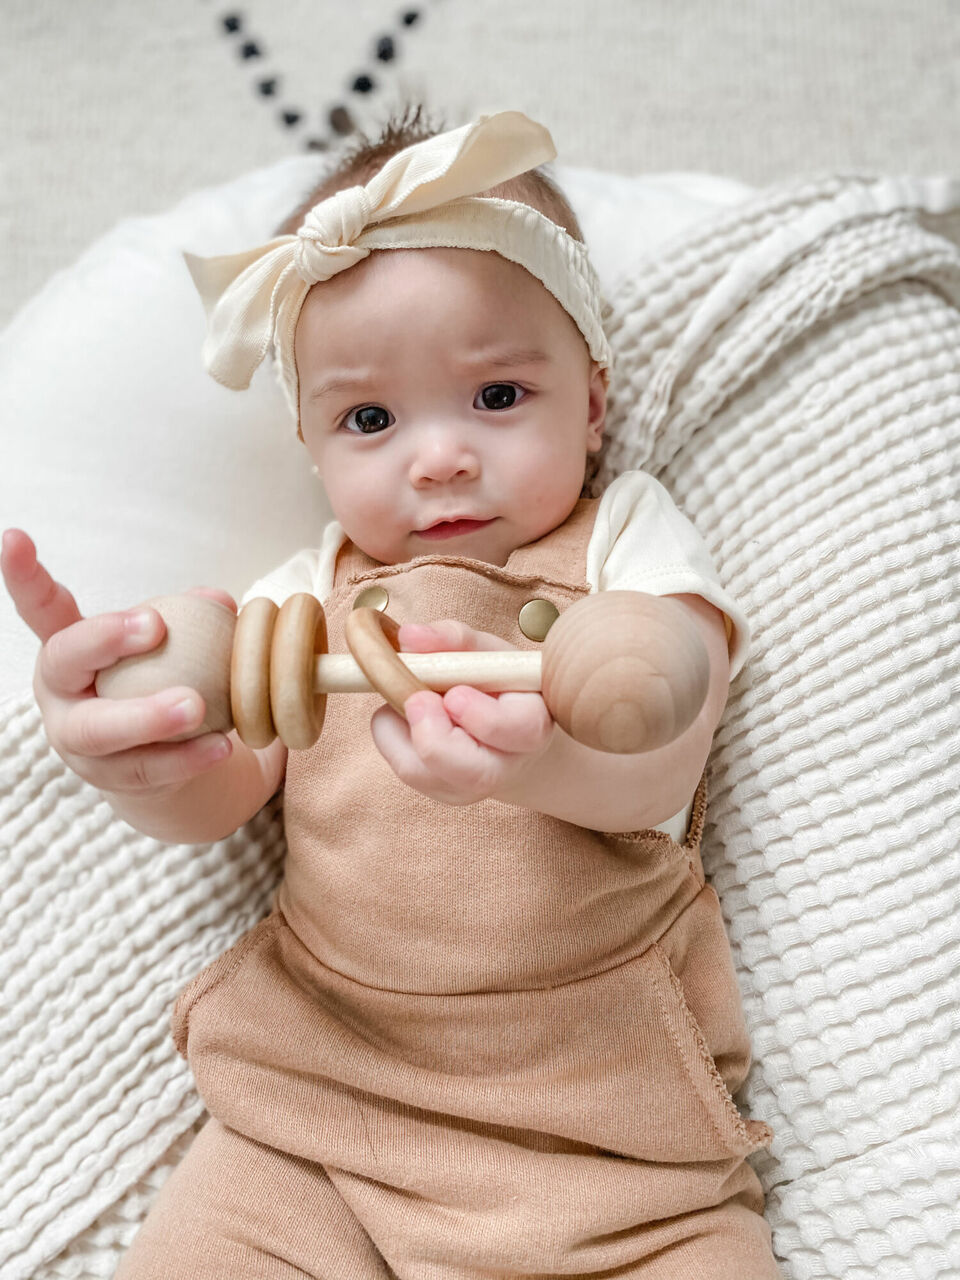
[1,156,958,1280]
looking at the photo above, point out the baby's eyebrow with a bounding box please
[308,371,375,402]
[461,347,551,370]
[307,349,551,403]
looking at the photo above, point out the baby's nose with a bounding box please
[409,428,480,485]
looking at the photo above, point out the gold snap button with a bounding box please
[352,585,389,612]
[518,598,559,642]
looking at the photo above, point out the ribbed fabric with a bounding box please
[184,111,612,428]
[5,169,960,1278]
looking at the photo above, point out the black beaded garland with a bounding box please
[329,105,355,135]
[215,3,434,151]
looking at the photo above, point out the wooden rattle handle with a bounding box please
[95,590,710,755]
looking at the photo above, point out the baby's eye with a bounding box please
[474,383,525,411]
[343,404,394,434]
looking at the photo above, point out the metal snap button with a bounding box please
[518,598,559,642]
[352,585,389,612]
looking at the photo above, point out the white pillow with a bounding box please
[0,155,757,1280]
[0,158,752,708]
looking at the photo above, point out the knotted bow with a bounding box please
[184,111,557,395]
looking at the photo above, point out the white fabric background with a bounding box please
[2,0,959,328]
[2,6,959,1278]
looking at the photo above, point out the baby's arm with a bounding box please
[374,592,729,832]
[105,735,287,844]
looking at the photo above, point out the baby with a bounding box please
[2,110,780,1277]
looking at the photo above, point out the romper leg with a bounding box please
[114,1117,394,1280]
[623,1194,783,1280]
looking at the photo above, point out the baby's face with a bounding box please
[295,247,606,568]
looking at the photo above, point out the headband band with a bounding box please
[184,111,612,428]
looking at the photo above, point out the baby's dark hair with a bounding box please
[275,104,585,241]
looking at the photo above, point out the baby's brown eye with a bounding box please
[346,405,393,434]
[476,383,522,411]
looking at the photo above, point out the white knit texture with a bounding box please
[599,173,960,1278]
[0,697,286,1280]
[3,172,959,1278]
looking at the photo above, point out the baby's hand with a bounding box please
[369,619,554,806]
[1,528,235,796]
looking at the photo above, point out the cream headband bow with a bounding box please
[184,111,612,428]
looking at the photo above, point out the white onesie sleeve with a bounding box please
[240,519,347,609]
[586,470,751,680]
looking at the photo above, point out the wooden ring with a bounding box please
[270,593,328,749]
[231,597,279,748]
[344,607,430,717]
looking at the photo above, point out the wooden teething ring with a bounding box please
[231,596,278,748]
[270,593,328,749]
[344,607,431,716]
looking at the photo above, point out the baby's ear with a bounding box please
[586,361,608,449]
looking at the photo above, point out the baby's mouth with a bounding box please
[416,518,495,540]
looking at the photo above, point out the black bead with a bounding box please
[329,104,355,135]
[222,13,242,33]
[375,35,395,61]
[281,109,301,127]
[352,74,375,94]
[257,77,278,96]
[240,40,261,59]
[402,10,420,25]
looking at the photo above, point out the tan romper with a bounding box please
[117,499,779,1280]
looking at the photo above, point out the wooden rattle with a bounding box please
[95,591,710,755]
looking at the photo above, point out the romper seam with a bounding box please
[651,940,753,1151]
[172,912,282,1058]
[338,556,593,599]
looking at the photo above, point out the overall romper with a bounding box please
[117,498,779,1280]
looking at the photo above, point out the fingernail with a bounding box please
[405,692,436,724]
[444,689,468,716]
[168,694,199,725]
[125,609,157,642]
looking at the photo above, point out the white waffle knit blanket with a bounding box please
[3,172,959,1280]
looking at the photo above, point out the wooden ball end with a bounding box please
[541,592,710,753]
[94,594,237,738]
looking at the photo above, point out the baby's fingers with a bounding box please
[79,733,233,796]
[57,686,208,759]
[441,687,554,755]
[398,620,515,653]
[2,529,82,641]
[39,608,166,698]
